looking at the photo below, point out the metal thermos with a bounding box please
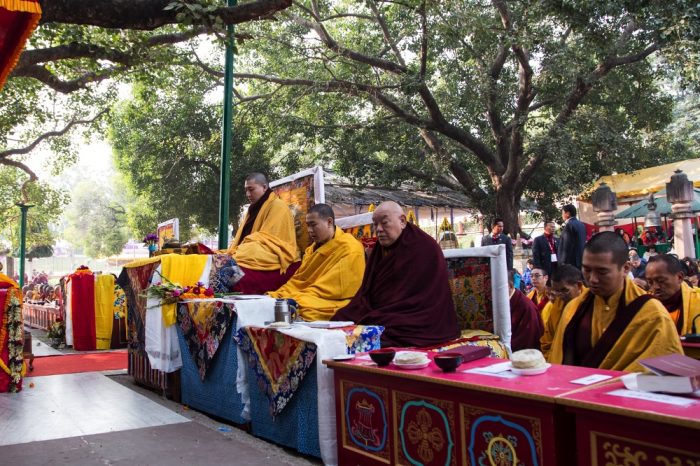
[274,299,291,324]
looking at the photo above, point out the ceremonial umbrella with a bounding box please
[0,0,42,90]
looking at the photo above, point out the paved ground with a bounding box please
[4,326,322,466]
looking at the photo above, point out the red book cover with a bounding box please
[639,353,700,377]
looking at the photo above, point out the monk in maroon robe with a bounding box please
[332,202,459,347]
[508,270,544,351]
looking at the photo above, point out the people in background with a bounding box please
[558,204,587,269]
[540,265,585,359]
[268,204,365,321]
[332,201,459,348]
[532,220,559,276]
[482,218,514,271]
[226,172,300,294]
[522,259,534,292]
[645,254,700,336]
[507,269,544,352]
[548,231,682,372]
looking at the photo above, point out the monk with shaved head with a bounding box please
[332,201,460,348]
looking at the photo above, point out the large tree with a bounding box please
[205,0,700,232]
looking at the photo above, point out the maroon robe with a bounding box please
[233,262,301,295]
[332,223,459,348]
[510,289,544,352]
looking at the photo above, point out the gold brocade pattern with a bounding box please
[406,408,446,464]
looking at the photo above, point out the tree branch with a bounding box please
[0,160,37,204]
[368,0,407,68]
[0,109,108,159]
[40,0,293,30]
[12,64,125,93]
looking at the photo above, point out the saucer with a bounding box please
[332,354,355,361]
[509,363,551,376]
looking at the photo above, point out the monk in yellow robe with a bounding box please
[227,172,300,294]
[549,231,682,372]
[540,264,585,360]
[644,254,700,336]
[526,267,549,312]
[268,203,365,321]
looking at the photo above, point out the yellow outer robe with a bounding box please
[94,274,115,350]
[673,282,700,335]
[540,286,588,360]
[268,227,365,321]
[548,278,683,372]
[228,193,298,273]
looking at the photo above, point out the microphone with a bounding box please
[684,313,700,343]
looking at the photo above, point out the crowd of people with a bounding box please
[217,172,693,375]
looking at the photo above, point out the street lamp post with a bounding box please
[591,182,617,232]
[667,169,695,259]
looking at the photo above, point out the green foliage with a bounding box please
[63,181,129,258]
[108,66,271,239]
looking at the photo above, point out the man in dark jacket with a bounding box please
[532,220,559,276]
[558,204,587,269]
[482,218,513,270]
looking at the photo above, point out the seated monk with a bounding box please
[549,232,683,372]
[268,203,365,321]
[540,265,585,360]
[331,201,459,347]
[508,269,544,352]
[227,172,300,294]
[526,267,549,313]
[644,254,700,336]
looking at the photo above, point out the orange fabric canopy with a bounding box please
[0,0,41,91]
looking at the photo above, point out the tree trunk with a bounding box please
[495,188,520,238]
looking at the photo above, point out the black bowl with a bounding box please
[433,352,464,372]
[369,349,396,367]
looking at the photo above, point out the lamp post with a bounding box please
[16,203,33,288]
[217,0,237,250]
[591,182,617,232]
[667,169,695,259]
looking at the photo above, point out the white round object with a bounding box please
[510,363,551,376]
[394,351,429,365]
[333,354,355,361]
[510,349,546,369]
[267,322,292,329]
[392,360,431,370]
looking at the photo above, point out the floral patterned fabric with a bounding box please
[177,300,234,381]
[340,325,384,354]
[235,326,317,416]
[113,284,126,319]
[208,254,244,294]
[428,330,508,359]
[446,256,494,333]
[117,261,160,355]
[0,288,24,393]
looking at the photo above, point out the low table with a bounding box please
[327,354,624,466]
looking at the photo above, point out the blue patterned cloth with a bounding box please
[341,325,384,354]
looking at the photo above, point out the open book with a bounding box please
[632,354,700,394]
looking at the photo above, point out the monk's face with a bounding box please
[581,251,629,299]
[244,180,266,204]
[373,210,407,247]
[306,212,334,246]
[645,261,683,302]
[531,268,548,291]
[550,279,582,304]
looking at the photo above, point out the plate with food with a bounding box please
[332,354,355,361]
[509,349,550,376]
[392,351,430,370]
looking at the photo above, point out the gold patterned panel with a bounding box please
[590,432,700,466]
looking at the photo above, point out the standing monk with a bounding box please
[332,201,460,348]
[227,173,300,294]
[549,232,682,372]
[268,204,365,321]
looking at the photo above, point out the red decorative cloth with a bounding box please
[233,261,301,295]
[510,289,544,352]
[0,287,23,392]
[332,223,460,348]
[70,273,96,351]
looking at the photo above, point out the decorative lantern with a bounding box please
[666,169,693,204]
[591,182,617,212]
[644,194,662,228]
